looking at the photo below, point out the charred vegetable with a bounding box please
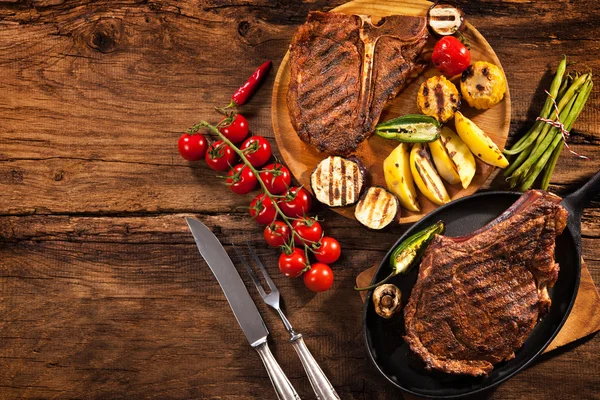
[354,187,398,230]
[375,114,441,143]
[460,61,507,109]
[373,284,402,319]
[427,2,465,36]
[410,143,451,205]
[355,221,445,291]
[383,143,420,212]
[311,156,365,207]
[417,75,461,123]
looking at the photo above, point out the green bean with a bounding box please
[503,57,567,155]
[556,74,573,102]
[541,142,563,190]
[556,73,589,111]
[520,78,593,191]
[519,133,563,191]
[509,92,578,182]
[504,142,533,176]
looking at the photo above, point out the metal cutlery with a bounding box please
[233,242,340,400]
[185,217,299,400]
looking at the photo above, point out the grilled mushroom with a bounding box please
[372,284,402,319]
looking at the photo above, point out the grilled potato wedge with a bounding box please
[383,143,420,212]
[416,75,461,123]
[454,111,509,168]
[439,126,476,189]
[354,187,398,230]
[428,138,461,186]
[460,61,507,109]
[311,156,365,207]
[410,143,451,205]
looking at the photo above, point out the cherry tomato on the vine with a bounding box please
[249,193,277,225]
[314,236,341,264]
[431,36,471,77]
[259,163,291,195]
[278,248,307,278]
[303,263,333,292]
[292,218,322,246]
[178,133,208,161]
[264,221,291,248]
[279,187,312,218]
[241,136,272,167]
[226,163,257,195]
[219,114,249,144]
[205,140,237,171]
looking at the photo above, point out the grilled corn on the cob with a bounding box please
[416,75,461,123]
[460,61,507,109]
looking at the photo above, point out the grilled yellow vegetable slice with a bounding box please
[428,138,461,185]
[439,126,476,189]
[410,143,451,205]
[416,75,461,123]
[460,61,507,109]
[383,143,420,212]
[454,111,509,168]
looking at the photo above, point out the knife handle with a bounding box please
[291,335,340,400]
[255,341,300,400]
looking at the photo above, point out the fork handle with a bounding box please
[255,341,300,400]
[291,335,340,400]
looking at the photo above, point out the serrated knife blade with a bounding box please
[185,217,268,347]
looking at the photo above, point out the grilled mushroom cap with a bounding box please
[372,284,402,319]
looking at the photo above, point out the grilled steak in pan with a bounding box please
[363,170,600,398]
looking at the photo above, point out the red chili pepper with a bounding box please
[231,60,272,107]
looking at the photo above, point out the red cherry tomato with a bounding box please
[226,164,257,195]
[178,133,208,161]
[241,136,272,167]
[264,221,291,248]
[205,140,237,171]
[249,193,277,225]
[303,263,333,292]
[219,114,249,144]
[279,187,312,218]
[431,36,471,77]
[314,236,341,264]
[259,163,291,195]
[278,248,307,278]
[292,218,322,246]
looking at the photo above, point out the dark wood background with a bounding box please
[1,0,599,399]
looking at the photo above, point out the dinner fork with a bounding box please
[233,242,340,400]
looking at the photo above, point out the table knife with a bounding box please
[186,217,300,400]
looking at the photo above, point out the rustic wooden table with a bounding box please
[1,1,599,399]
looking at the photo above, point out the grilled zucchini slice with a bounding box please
[354,187,398,230]
[311,156,365,207]
[416,75,461,123]
[460,61,507,109]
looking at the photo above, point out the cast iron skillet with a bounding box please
[363,170,600,399]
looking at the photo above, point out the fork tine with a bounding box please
[232,243,268,298]
[246,241,278,293]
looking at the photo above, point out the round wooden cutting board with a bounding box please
[271,0,511,224]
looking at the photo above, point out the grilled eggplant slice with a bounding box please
[311,156,365,207]
[354,187,398,230]
[416,75,461,123]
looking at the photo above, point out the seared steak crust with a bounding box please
[288,12,428,156]
[403,190,568,377]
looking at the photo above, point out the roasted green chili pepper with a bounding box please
[375,114,441,143]
[354,221,445,291]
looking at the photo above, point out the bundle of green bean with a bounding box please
[503,56,593,191]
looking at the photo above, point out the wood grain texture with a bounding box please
[271,0,511,224]
[0,0,599,399]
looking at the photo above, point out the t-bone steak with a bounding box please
[287,11,429,156]
[403,190,568,376]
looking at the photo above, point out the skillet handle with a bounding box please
[563,169,600,214]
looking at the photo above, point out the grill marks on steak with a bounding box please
[288,12,428,155]
[403,190,568,377]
